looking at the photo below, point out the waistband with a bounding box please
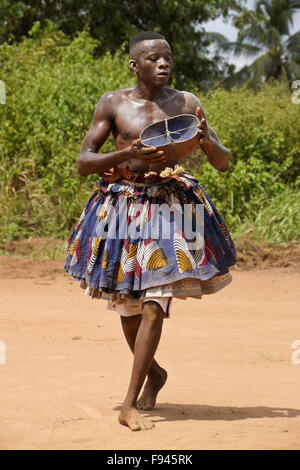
[119,178,163,187]
[100,164,185,184]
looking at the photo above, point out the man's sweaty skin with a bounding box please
[77,38,230,431]
[77,39,229,178]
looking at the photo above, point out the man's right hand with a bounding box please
[125,139,167,164]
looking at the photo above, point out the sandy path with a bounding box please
[0,259,299,450]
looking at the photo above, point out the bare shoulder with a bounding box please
[93,88,134,120]
[166,88,205,115]
[178,90,219,140]
[182,91,204,113]
[164,88,187,102]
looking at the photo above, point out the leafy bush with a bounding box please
[191,156,292,225]
[0,27,134,240]
[197,83,300,181]
[190,157,299,243]
[0,27,299,244]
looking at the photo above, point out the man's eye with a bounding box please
[150,58,158,61]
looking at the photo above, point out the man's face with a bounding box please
[131,40,172,86]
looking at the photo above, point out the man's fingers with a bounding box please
[143,149,164,157]
[197,107,207,123]
[149,157,167,163]
[142,146,159,154]
[196,106,203,119]
[148,152,166,161]
[149,156,166,163]
[197,119,207,128]
[132,138,142,147]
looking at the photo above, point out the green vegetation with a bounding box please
[0,28,299,246]
[0,28,134,240]
[186,83,300,244]
[217,0,300,88]
[0,0,245,89]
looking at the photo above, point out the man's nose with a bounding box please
[157,58,168,68]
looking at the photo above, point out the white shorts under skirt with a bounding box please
[107,296,172,317]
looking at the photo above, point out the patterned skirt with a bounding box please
[64,170,237,316]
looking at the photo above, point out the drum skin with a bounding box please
[140,114,200,160]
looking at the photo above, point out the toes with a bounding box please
[128,421,141,431]
[141,420,155,430]
[119,409,154,431]
[128,418,154,431]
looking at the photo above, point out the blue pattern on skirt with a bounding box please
[64,173,237,299]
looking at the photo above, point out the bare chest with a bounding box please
[113,96,190,148]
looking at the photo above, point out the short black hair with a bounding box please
[129,31,166,54]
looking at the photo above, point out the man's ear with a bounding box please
[129,59,138,72]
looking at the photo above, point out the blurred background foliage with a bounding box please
[210,0,300,89]
[0,0,245,89]
[0,2,299,247]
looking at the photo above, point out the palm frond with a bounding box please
[238,23,269,48]
[250,52,274,85]
[276,9,293,35]
[285,58,300,79]
[220,41,262,57]
[224,52,278,89]
[257,0,300,32]
[201,31,235,53]
[224,0,300,89]
[222,65,252,89]
[202,31,262,58]
[285,30,300,61]
[202,32,230,45]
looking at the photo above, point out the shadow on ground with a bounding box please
[113,403,300,423]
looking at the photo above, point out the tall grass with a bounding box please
[234,186,300,245]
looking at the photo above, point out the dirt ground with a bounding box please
[0,257,300,450]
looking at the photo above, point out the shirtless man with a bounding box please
[69,31,232,431]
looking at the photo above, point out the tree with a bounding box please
[213,0,300,88]
[0,0,246,89]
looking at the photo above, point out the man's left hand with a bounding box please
[196,106,210,144]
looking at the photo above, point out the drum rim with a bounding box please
[140,113,200,148]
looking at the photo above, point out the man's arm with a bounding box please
[185,93,229,172]
[77,92,166,176]
[196,106,229,172]
[77,93,128,176]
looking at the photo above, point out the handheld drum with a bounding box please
[140,114,200,160]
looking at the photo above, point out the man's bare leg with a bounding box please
[120,312,167,411]
[118,301,165,430]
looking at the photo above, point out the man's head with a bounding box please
[129,31,172,86]
[129,31,167,58]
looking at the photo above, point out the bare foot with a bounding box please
[118,406,154,431]
[137,366,167,411]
